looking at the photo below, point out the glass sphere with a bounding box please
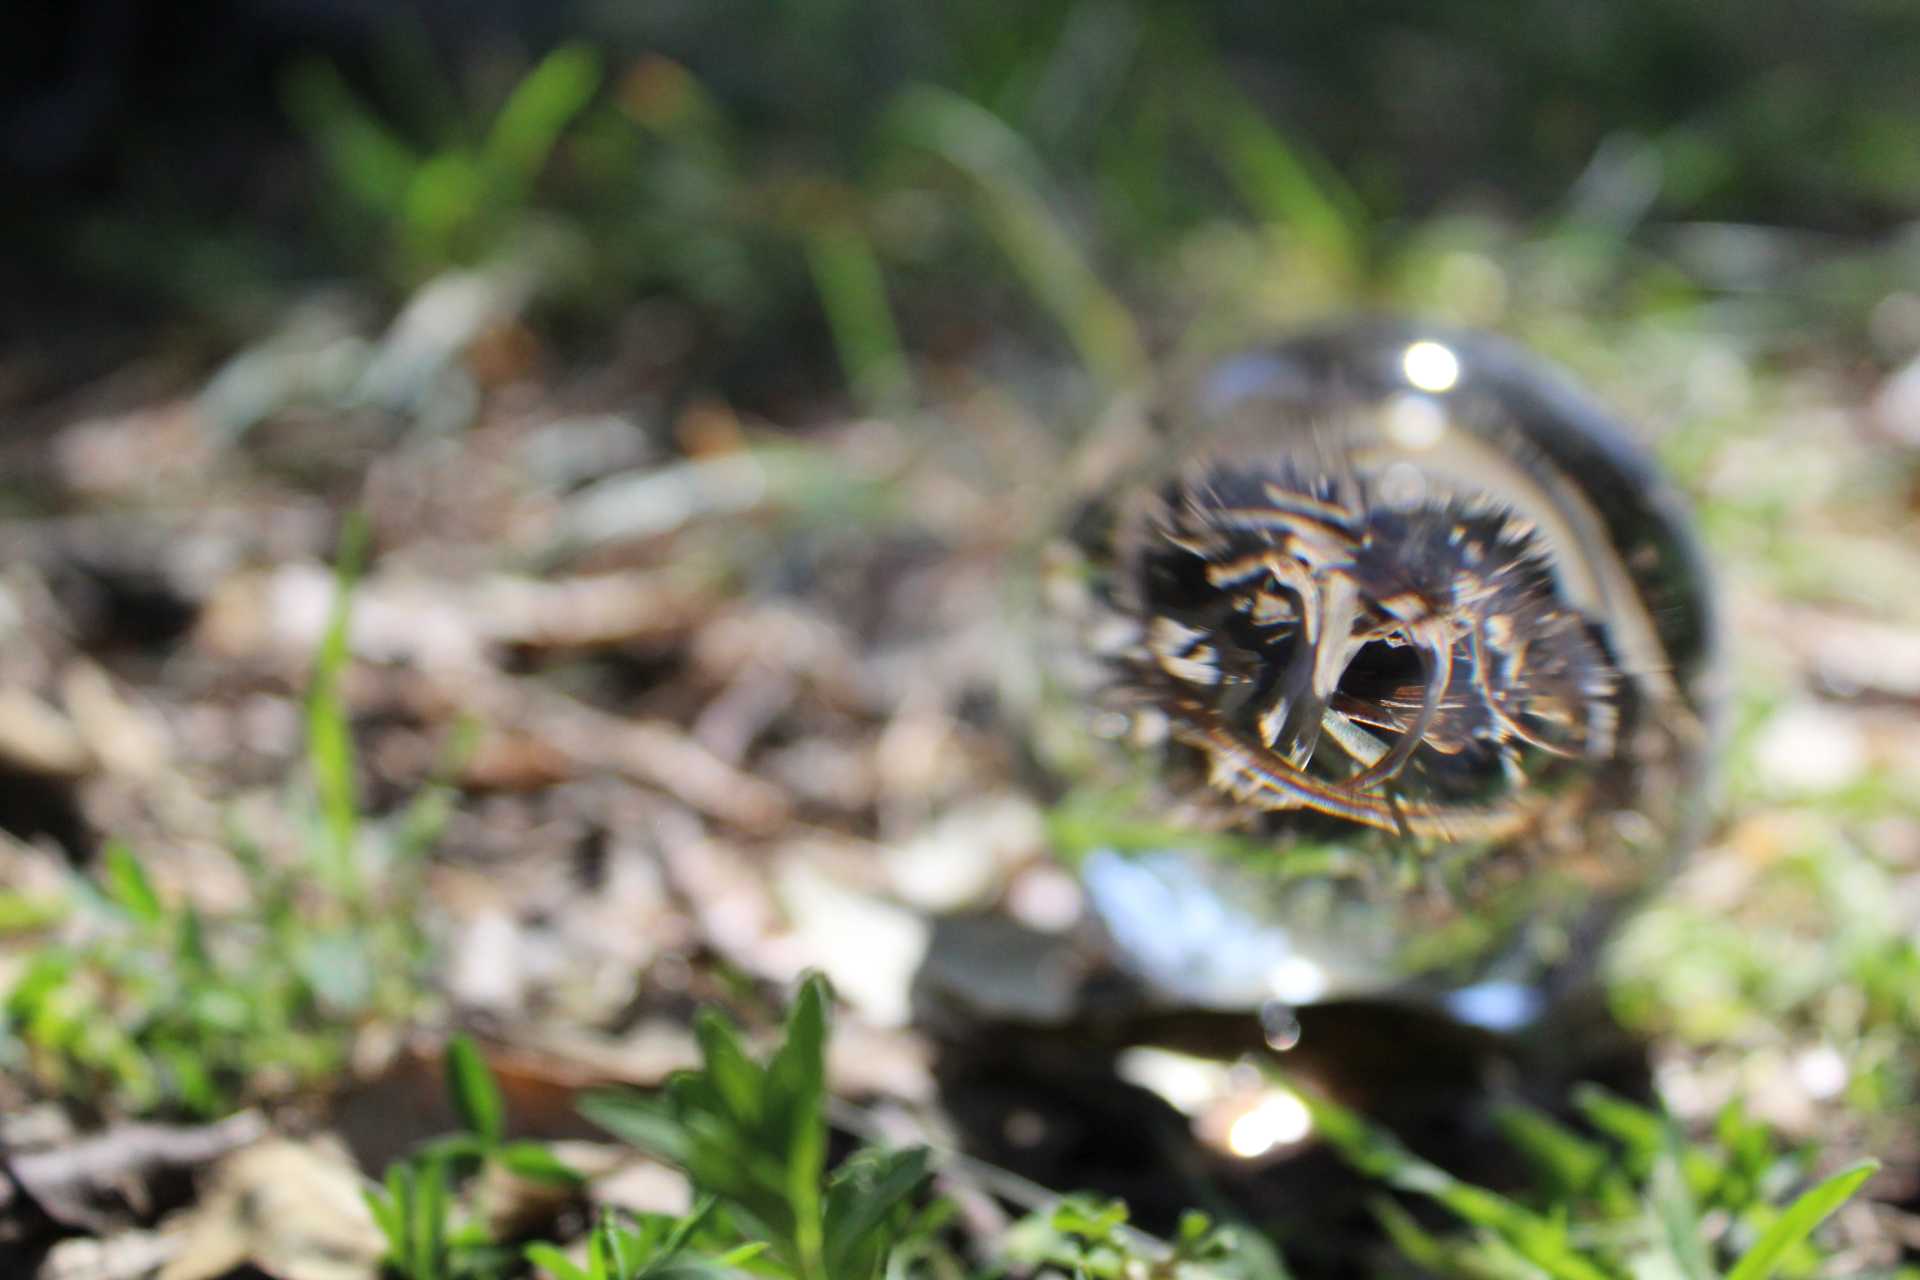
[1063,320,1719,1026]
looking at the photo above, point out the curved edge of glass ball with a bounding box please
[1187,318,1720,723]
[1064,318,1725,1014]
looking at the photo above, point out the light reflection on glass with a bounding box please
[1441,981,1544,1033]
[1401,340,1461,392]
[1267,955,1327,1005]
[1117,1047,1317,1159]
[1082,850,1300,1006]
[1116,1045,1229,1115]
[1225,1089,1314,1158]
[1384,391,1447,449]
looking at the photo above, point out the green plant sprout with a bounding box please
[366,1033,585,1280]
[1,516,456,1117]
[1298,1078,1881,1280]
[286,44,602,278]
[580,975,937,1280]
[344,971,1890,1278]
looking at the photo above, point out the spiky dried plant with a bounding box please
[1066,323,1718,1004]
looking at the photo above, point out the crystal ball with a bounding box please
[1065,320,1719,1023]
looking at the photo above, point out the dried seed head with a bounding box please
[1115,452,1620,840]
[1059,322,1719,1006]
[1077,324,1716,855]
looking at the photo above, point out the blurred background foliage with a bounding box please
[9,0,1920,413]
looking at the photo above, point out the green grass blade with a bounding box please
[578,1090,693,1167]
[523,1243,591,1280]
[1188,83,1366,273]
[499,1141,585,1187]
[887,84,1146,392]
[823,1147,932,1275]
[174,904,209,968]
[1492,1103,1612,1201]
[805,219,914,415]
[282,61,420,218]
[1572,1085,1669,1166]
[692,1007,767,1132]
[1649,1141,1715,1280]
[713,1240,769,1268]
[482,44,602,191]
[1725,1159,1879,1280]
[307,513,370,889]
[419,1158,449,1280]
[388,1163,420,1274]
[766,974,830,1144]
[1369,1196,1453,1272]
[364,1183,404,1250]
[400,149,489,266]
[445,1034,506,1144]
[785,1088,827,1278]
[1299,1083,1611,1280]
[101,841,164,926]
[659,1194,719,1260]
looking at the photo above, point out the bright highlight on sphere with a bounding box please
[1402,340,1461,393]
